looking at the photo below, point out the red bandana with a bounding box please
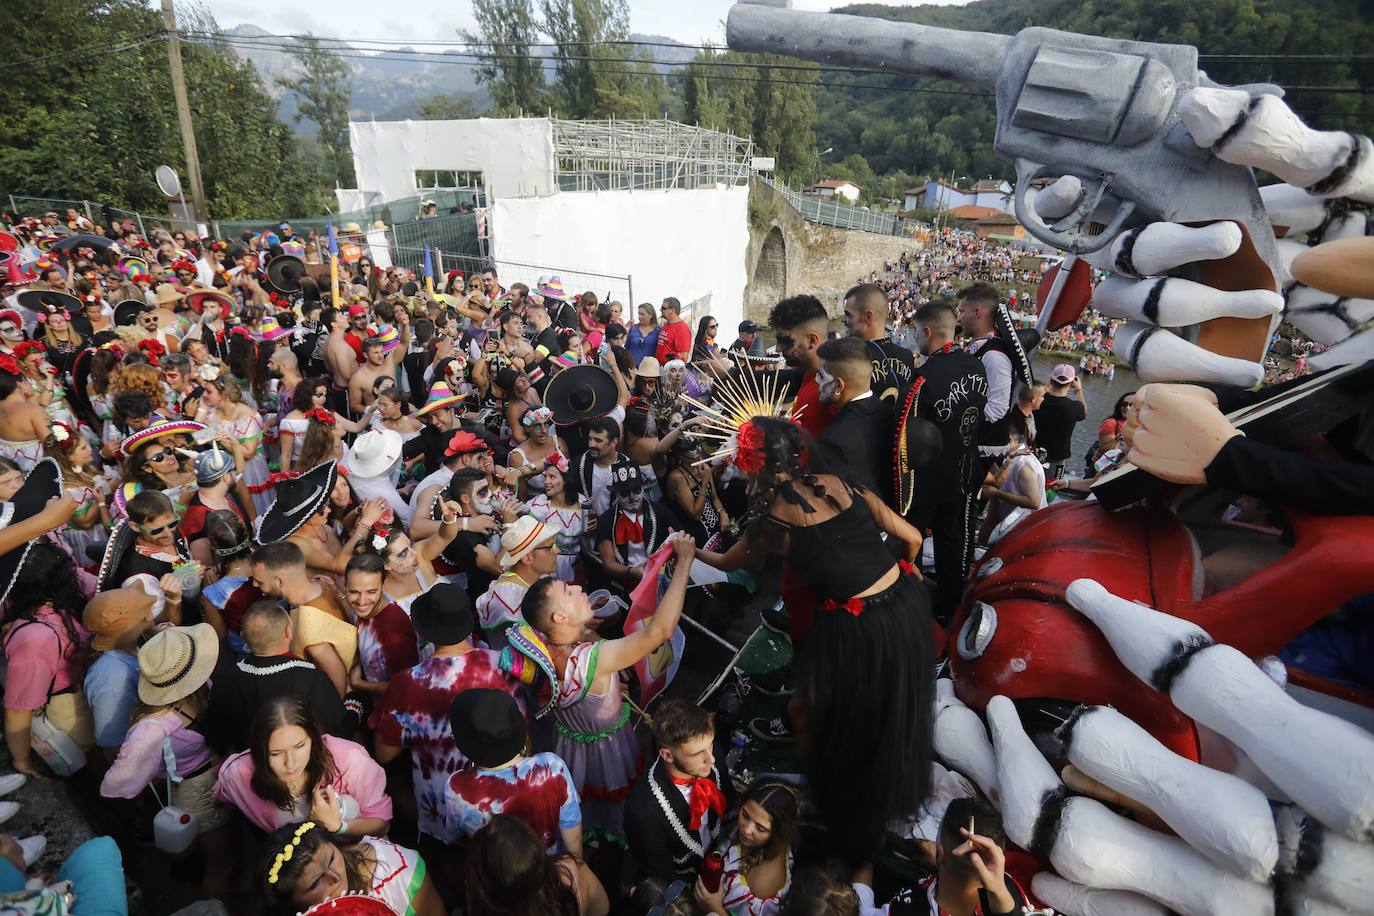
[671,774,726,830]
[614,511,643,544]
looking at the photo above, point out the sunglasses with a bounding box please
[138,520,175,537]
[144,448,176,464]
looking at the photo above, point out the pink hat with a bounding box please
[255,316,292,342]
[1050,363,1077,384]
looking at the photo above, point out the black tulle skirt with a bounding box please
[796,567,934,861]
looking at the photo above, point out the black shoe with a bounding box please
[749,716,794,743]
[750,667,794,698]
[762,600,789,634]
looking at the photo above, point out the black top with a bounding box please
[864,337,916,394]
[1207,435,1374,516]
[402,420,505,473]
[204,652,349,754]
[594,500,677,566]
[1033,392,1086,461]
[770,487,894,601]
[913,346,989,498]
[624,758,725,885]
[440,529,498,601]
[816,395,893,497]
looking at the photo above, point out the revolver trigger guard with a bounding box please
[1013,161,1137,255]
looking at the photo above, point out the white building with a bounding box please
[337,117,754,333]
[904,178,1012,213]
[806,179,861,202]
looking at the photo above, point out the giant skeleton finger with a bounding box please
[1277,806,1374,915]
[1031,873,1170,916]
[1058,704,1278,881]
[1183,89,1374,205]
[986,696,1273,916]
[933,679,1000,804]
[1114,321,1264,387]
[1094,276,1282,327]
[1065,579,1374,842]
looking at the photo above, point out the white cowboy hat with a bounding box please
[347,429,403,478]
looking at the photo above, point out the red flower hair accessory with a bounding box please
[13,341,45,360]
[171,259,196,273]
[47,422,77,452]
[544,452,569,474]
[230,326,252,340]
[0,354,20,376]
[306,407,335,426]
[137,338,165,366]
[733,420,766,475]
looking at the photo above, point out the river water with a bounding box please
[1030,352,1141,463]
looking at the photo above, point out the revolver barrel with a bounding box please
[726,1,1009,91]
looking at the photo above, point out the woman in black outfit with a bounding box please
[694,417,932,861]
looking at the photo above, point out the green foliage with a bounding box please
[539,0,667,119]
[680,51,818,184]
[823,0,1373,186]
[0,0,330,219]
[277,34,356,188]
[462,0,547,115]
[417,91,484,120]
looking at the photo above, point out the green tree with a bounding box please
[0,0,329,219]
[417,91,484,120]
[462,0,546,115]
[278,34,356,188]
[539,0,663,119]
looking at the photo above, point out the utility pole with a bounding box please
[161,0,207,223]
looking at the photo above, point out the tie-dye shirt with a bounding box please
[356,601,420,685]
[370,650,526,842]
[446,752,582,851]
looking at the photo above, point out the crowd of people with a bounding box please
[0,209,1103,915]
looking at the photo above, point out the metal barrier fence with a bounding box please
[215,189,486,241]
[757,176,926,237]
[10,195,198,239]
[382,246,634,307]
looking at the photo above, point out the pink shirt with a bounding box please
[214,734,393,832]
[3,608,87,711]
[101,711,213,799]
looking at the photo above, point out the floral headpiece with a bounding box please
[171,259,196,273]
[521,405,554,428]
[267,822,316,885]
[137,338,165,366]
[99,340,125,357]
[544,452,569,474]
[46,422,76,452]
[306,407,335,426]
[678,370,795,472]
[0,354,20,377]
[13,340,45,361]
[370,528,393,552]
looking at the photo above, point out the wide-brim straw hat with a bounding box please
[137,623,219,705]
[498,517,558,569]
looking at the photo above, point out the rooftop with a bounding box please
[947,204,1003,220]
[809,179,860,189]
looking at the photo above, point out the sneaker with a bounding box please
[0,774,23,799]
[749,716,794,743]
[0,802,18,827]
[16,835,45,868]
[762,600,789,635]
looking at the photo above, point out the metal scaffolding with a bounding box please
[552,119,754,192]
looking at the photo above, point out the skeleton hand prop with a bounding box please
[1036,90,1371,384]
[1065,578,1374,843]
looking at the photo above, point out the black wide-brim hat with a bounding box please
[893,383,944,518]
[0,458,62,604]
[253,460,338,545]
[450,688,527,768]
[17,289,80,316]
[410,583,475,647]
[266,253,305,293]
[97,514,194,592]
[545,364,618,426]
[113,299,146,327]
[993,302,1038,387]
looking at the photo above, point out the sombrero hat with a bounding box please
[536,277,569,302]
[266,254,305,293]
[0,458,62,604]
[4,261,38,287]
[112,299,146,327]
[892,380,945,517]
[994,302,1037,387]
[253,459,338,544]
[280,239,306,258]
[97,517,194,592]
[255,316,292,342]
[118,256,148,277]
[0,232,18,253]
[544,364,618,426]
[119,419,206,460]
[17,289,80,316]
[415,379,464,417]
[185,289,234,319]
[300,894,400,916]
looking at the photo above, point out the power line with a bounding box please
[196,33,1374,99]
[183,29,1374,63]
[0,31,162,72]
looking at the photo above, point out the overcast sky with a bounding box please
[194,0,970,46]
